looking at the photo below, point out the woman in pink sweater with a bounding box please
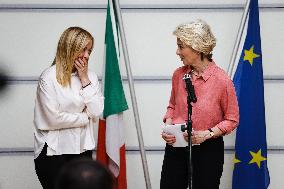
[160,19,239,189]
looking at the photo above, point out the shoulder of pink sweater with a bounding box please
[172,66,187,77]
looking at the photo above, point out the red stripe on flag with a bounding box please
[96,119,109,165]
[97,119,127,189]
[117,144,127,189]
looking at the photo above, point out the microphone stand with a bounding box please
[181,73,197,189]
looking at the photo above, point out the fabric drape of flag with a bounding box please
[96,0,129,188]
[232,0,270,188]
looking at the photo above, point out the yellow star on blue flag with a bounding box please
[232,0,270,188]
[244,45,260,65]
[249,149,267,168]
[233,154,241,170]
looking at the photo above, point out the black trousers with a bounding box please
[34,144,93,189]
[160,137,224,189]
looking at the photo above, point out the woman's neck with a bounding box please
[191,59,210,75]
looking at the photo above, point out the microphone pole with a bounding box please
[182,73,197,189]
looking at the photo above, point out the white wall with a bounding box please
[0,0,284,188]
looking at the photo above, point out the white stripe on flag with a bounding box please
[106,113,124,177]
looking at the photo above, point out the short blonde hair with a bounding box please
[55,27,94,87]
[173,19,216,55]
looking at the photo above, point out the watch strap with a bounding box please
[208,128,214,137]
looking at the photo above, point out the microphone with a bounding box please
[183,73,197,103]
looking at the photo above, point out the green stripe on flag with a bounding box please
[103,0,128,118]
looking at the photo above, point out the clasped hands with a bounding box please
[161,130,212,145]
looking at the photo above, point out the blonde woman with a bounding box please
[161,20,239,189]
[33,27,104,189]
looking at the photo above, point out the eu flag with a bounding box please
[232,0,270,188]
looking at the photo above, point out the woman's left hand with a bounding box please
[74,58,91,86]
[183,130,211,144]
[192,130,211,144]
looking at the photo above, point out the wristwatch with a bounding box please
[208,128,215,137]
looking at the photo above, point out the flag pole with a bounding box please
[112,0,152,188]
[227,0,251,78]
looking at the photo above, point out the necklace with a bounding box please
[191,69,199,77]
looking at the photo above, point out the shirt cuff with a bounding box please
[163,111,173,123]
[215,120,238,135]
[79,83,97,99]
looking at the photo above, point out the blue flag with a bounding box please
[232,0,270,188]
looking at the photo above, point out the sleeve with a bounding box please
[79,73,104,119]
[34,74,89,131]
[215,79,239,135]
[163,72,176,122]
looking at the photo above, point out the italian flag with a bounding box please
[96,0,129,189]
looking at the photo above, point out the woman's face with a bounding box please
[77,40,93,62]
[176,38,200,66]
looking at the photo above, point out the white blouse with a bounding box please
[33,65,104,159]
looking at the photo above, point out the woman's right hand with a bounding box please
[161,132,176,145]
[162,118,175,145]
[74,58,91,87]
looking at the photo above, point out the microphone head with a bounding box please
[182,72,197,103]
